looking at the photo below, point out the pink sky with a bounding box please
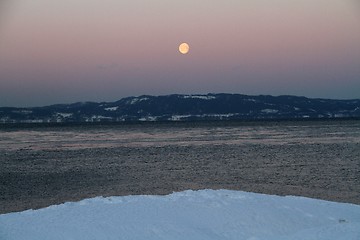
[0,0,359,107]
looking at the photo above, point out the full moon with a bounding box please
[179,43,190,54]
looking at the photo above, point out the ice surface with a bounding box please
[1,190,359,240]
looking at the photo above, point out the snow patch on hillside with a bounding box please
[128,97,149,105]
[104,106,119,111]
[182,95,216,100]
[56,112,73,118]
[85,115,113,122]
[261,109,279,114]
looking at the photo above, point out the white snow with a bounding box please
[261,109,279,114]
[85,115,113,122]
[170,114,192,121]
[104,106,119,111]
[139,116,158,121]
[128,97,149,105]
[182,95,216,100]
[168,113,238,121]
[1,189,359,240]
[56,112,73,118]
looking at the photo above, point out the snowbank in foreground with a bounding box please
[1,190,360,240]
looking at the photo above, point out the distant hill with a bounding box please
[0,93,359,123]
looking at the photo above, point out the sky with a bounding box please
[0,0,359,107]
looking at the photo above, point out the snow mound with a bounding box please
[1,190,359,240]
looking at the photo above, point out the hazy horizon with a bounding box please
[1,0,360,107]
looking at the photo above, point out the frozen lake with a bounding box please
[1,120,359,213]
[1,120,360,151]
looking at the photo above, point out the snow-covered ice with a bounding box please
[1,189,359,240]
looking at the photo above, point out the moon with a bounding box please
[179,43,190,54]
